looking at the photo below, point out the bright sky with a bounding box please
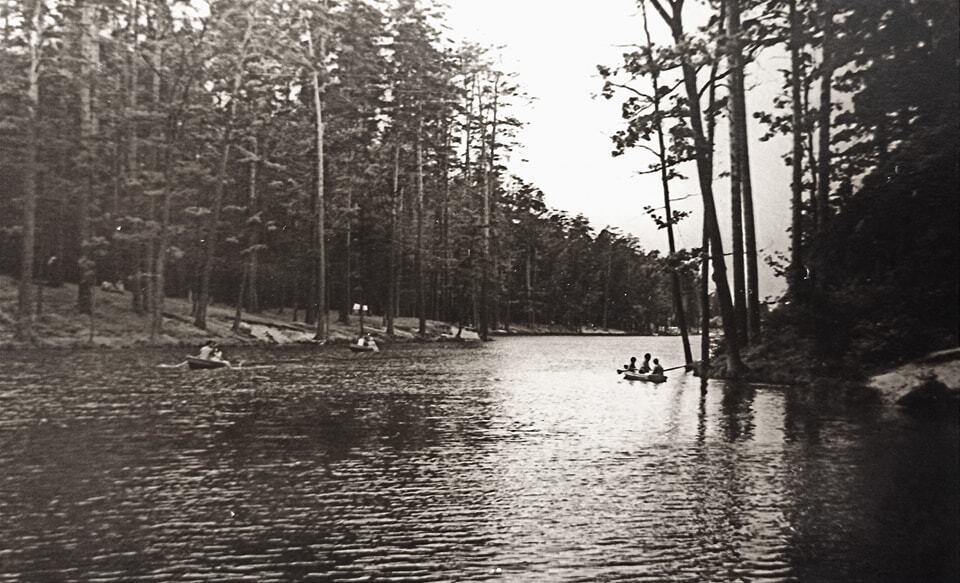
[445,0,793,299]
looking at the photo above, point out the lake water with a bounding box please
[0,336,957,582]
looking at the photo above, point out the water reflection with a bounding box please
[0,338,956,582]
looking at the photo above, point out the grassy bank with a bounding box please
[0,276,452,349]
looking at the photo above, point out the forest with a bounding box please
[2,0,957,378]
[1,0,694,344]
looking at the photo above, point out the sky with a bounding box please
[444,0,795,299]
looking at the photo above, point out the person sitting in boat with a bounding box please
[624,356,638,372]
[212,345,232,366]
[198,340,216,360]
[363,334,378,350]
[639,353,652,373]
[652,358,664,375]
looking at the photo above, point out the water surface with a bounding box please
[1,336,957,582]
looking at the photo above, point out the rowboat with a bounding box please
[621,371,667,383]
[348,343,379,353]
[186,356,230,370]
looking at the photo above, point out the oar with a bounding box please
[157,360,189,369]
[616,361,700,374]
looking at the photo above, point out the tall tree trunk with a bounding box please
[386,142,400,336]
[641,7,693,366]
[339,172,351,324]
[478,78,491,341]
[602,247,611,330]
[149,39,166,340]
[440,119,451,322]
[788,0,805,291]
[525,248,535,325]
[194,11,254,329]
[649,0,743,376]
[77,0,99,314]
[488,73,501,332]
[815,0,833,233]
[151,157,172,339]
[16,0,43,342]
[305,13,327,341]
[247,135,260,313]
[127,0,143,314]
[726,0,748,346]
[416,115,426,335]
[700,223,711,380]
[729,0,761,341]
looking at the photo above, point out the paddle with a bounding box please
[616,361,700,374]
[157,360,189,369]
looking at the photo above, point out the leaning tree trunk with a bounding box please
[642,6,693,366]
[653,0,743,375]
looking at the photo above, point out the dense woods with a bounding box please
[2,0,956,376]
[0,0,693,343]
[601,0,958,374]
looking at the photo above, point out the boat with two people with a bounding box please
[349,334,380,353]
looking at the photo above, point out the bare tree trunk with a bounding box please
[788,0,805,291]
[247,136,259,313]
[305,12,327,341]
[232,262,248,333]
[816,0,833,233]
[488,73,501,332]
[127,0,143,315]
[726,0,748,346]
[700,224,711,380]
[416,115,426,335]
[386,142,400,336]
[16,0,43,342]
[339,176,351,324]
[648,0,743,375]
[149,40,166,340]
[602,247,611,330]
[641,7,693,366]
[195,10,254,329]
[727,0,760,341]
[478,78,491,341]
[525,248,535,325]
[77,0,99,314]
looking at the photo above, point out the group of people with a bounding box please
[198,340,231,366]
[623,353,664,375]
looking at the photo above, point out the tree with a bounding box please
[645,0,744,375]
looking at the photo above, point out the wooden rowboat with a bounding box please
[348,343,379,353]
[621,371,667,383]
[186,356,230,370]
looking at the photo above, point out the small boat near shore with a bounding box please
[621,371,667,383]
[186,356,230,370]
[348,343,379,353]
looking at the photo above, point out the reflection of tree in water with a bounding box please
[718,383,756,442]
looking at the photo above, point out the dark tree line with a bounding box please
[1,0,692,342]
[601,0,958,375]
